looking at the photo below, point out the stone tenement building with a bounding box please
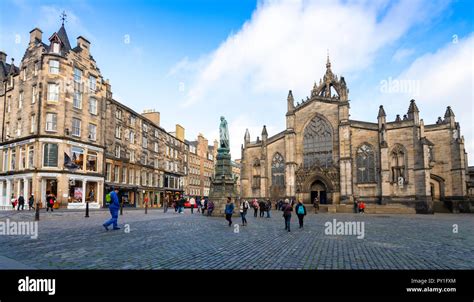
[0,24,187,209]
[185,134,217,199]
[241,57,470,213]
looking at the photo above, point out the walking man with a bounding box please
[197,197,202,213]
[295,200,307,228]
[353,197,359,213]
[163,195,169,213]
[259,199,266,218]
[103,188,120,231]
[225,197,234,227]
[240,199,249,226]
[266,199,272,218]
[17,194,25,211]
[189,196,196,214]
[28,194,35,211]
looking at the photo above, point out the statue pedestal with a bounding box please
[209,148,238,216]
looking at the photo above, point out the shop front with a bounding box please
[0,174,34,210]
[104,183,138,208]
[65,175,104,209]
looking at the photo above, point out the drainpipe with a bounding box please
[1,79,6,142]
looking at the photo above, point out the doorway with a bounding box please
[310,180,328,204]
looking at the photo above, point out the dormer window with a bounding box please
[52,42,60,54]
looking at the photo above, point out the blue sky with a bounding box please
[0,0,473,159]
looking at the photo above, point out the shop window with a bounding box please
[43,143,58,167]
[28,146,34,168]
[86,151,97,172]
[68,179,83,203]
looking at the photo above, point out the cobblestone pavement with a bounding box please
[0,208,473,269]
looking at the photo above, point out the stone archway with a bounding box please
[430,174,445,201]
[299,172,337,205]
[310,180,328,204]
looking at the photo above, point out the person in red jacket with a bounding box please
[358,200,366,214]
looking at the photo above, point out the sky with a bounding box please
[0,0,473,161]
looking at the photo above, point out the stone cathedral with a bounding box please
[240,57,470,214]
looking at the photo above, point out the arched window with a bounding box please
[356,144,375,183]
[391,145,406,183]
[252,158,261,188]
[303,116,333,168]
[271,153,285,187]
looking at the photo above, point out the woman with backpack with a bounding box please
[240,199,249,226]
[295,200,307,229]
[282,200,293,232]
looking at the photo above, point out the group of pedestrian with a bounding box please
[354,198,366,213]
[281,199,308,232]
[9,193,46,212]
[249,198,273,218]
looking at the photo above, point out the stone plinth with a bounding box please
[209,148,238,216]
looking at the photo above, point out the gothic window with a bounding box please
[356,144,375,183]
[271,153,285,187]
[391,145,406,183]
[303,115,333,168]
[252,158,260,188]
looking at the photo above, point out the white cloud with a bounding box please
[176,0,448,108]
[392,48,415,62]
[377,34,474,158]
[170,0,451,157]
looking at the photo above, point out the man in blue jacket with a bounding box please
[103,188,120,231]
[224,197,234,227]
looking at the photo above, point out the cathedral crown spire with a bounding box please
[326,50,331,70]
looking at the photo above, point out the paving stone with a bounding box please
[0,209,472,269]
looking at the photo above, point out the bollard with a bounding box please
[145,202,148,214]
[35,202,40,221]
[120,202,123,215]
[85,201,89,218]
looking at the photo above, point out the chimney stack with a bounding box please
[29,28,43,46]
[0,51,6,64]
[77,36,91,57]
